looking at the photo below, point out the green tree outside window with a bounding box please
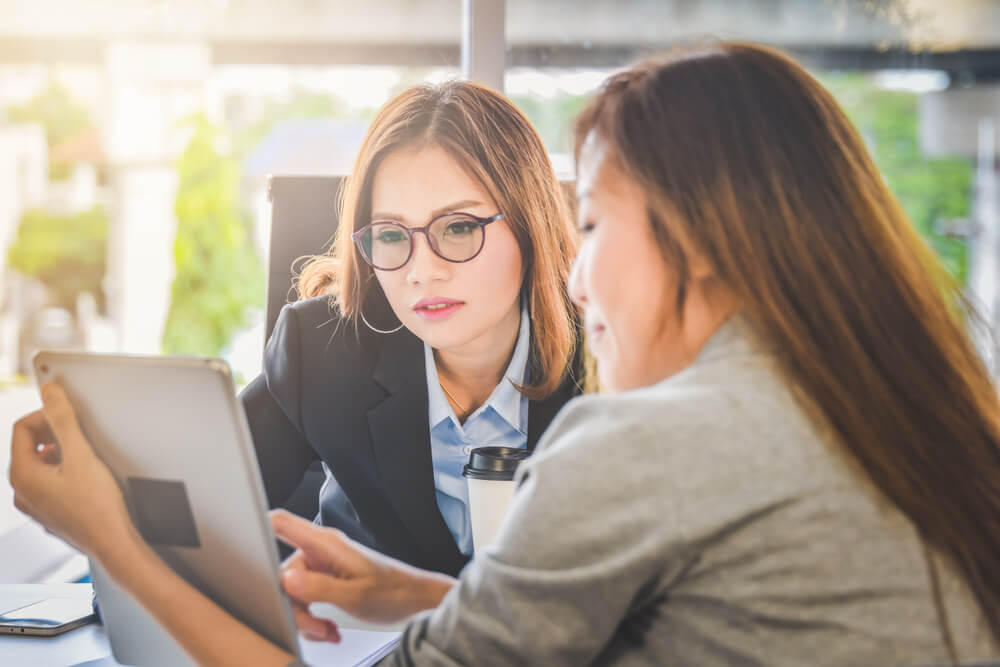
[5,81,93,181]
[6,206,109,311]
[161,115,263,357]
[823,73,972,284]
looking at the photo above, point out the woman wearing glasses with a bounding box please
[13,43,1000,664]
[239,80,582,577]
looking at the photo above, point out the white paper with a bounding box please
[300,629,401,667]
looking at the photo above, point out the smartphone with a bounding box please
[0,598,97,637]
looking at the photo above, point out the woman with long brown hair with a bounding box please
[11,43,1000,664]
[238,79,582,578]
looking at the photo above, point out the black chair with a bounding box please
[264,175,345,522]
[266,175,344,341]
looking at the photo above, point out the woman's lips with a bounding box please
[413,298,464,322]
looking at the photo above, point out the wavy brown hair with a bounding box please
[576,42,1000,642]
[298,81,578,398]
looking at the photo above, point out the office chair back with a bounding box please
[264,175,344,523]
[265,175,344,342]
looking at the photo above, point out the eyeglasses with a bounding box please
[351,212,505,271]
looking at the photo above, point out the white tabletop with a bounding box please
[0,584,111,666]
[0,584,402,666]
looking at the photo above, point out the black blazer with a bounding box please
[241,295,581,577]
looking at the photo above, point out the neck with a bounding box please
[435,303,521,418]
[675,280,742,372]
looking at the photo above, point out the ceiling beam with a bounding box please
[0,37,998,83]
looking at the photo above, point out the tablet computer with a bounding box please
[32,351,302,666]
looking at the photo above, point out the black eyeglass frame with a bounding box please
[351,212,505,271]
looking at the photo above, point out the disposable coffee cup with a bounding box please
[463,446,531,552]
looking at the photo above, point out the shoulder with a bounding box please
[268,296,382,364]
[277,295,348,337]
[523,349,827,505]
[263,296,399,403]
[534,356,781,452]
[525,380,714,478]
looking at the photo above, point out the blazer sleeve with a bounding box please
[240,304,319,508]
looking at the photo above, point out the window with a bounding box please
[2,0,998,583]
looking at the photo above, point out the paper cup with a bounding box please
[462,446,530,552]
[466,477,519,551]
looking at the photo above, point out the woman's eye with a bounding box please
[375,230,407,243]
[578,221,596,235]
[444,221,477,236]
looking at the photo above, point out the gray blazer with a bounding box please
[383,315,998,666]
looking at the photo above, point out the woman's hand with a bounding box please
[270,509,455,641]
[8,382,138,561]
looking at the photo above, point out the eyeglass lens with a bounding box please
[364,214,485,269]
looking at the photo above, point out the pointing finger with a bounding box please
[271,510,338,569]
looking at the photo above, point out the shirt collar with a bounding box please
[424,301,531,433]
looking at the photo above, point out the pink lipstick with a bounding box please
[413,297,464,322]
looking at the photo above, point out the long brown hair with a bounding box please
[576,42,1000,640]
[299,80,578,398]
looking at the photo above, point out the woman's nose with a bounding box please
[406,233,449,285]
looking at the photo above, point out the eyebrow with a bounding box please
[371,199,486,222]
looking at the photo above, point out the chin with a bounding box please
[412,326,474,351]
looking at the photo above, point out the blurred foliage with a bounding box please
[0,375,28,388]
[5,81,93,181]
[515,73,973,284]
[510,92,591,155]
[161,114,263,356]
[6,206,108,311]
[822,73,972,283]
[164,90,373,357]
[163,90,373,356]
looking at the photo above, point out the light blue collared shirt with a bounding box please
[425,303,531,555]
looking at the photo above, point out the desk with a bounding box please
[0,584,401,666]
[0,584,110,666]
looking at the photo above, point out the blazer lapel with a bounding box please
[367,330,466,572]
